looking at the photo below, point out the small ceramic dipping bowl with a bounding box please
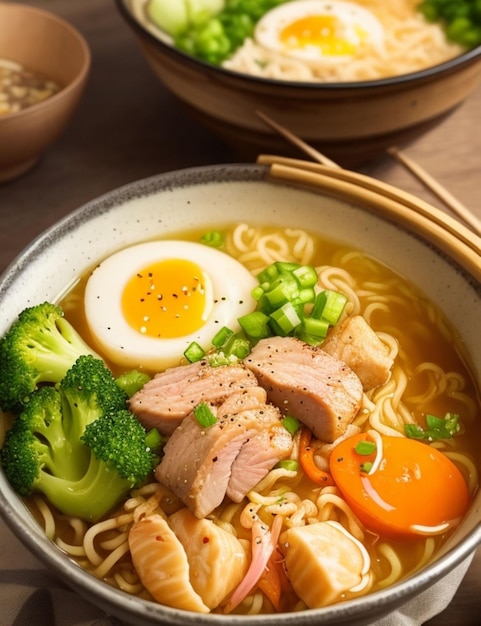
[0,3,90,182]
[0,161,480,626]
[115,0,481,166]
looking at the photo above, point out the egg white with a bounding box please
[254,0,385,62]
[84,240,258,371]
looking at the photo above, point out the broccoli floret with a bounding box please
[59,354,129,442]
[0,386,78,496]
[81,411,156,486]
[0,302,98,413]
[0,356,157,522]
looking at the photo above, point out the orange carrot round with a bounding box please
[329,432,469,537]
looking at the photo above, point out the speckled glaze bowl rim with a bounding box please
[0,2,91,122]
[1,163,481,626]
[116,0,481,91]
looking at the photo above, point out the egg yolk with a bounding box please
[122,258,209,339]
[280,15,366,56]
[330,433,469,537]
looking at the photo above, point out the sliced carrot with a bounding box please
[330,432,469,537]
[299,427,335,486]
[257,553,282,611]
[257,546,297,612]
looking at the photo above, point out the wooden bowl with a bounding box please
[0,3,90,182]
[115,0,481,166]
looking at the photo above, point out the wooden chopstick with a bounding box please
[256,110,481,237]
[255,110,342,169]
[387,146,481,237]
[255,156,481,279]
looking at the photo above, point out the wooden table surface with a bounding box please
[1,1,480,624]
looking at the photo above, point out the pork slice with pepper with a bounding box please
[129,360,258,435]
[227,409,293,503]
[155,386,292,518]
[243,336,363,443]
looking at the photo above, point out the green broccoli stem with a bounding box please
[38,454,135,522]
[31,316,98,379]
[0,346,156,522]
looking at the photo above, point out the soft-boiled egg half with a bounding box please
[254,0,384,62]
[84,240,258,371]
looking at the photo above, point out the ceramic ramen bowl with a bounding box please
[0,3,90,182]
[115,0,481,166]
[0,162,481,626]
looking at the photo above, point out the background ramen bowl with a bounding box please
[0,3,90,183]
[0,160,481,625]
[115,0,481,166]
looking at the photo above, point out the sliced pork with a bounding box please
[243,336,363,443]
[227,411,293,503]
[129,360,258,435]
[155,386,292,518]
[321,315,394,391]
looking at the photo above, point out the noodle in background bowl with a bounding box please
[0,162,481,625]
[115,0,481,167]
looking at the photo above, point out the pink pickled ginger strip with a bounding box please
[224,514,282,613]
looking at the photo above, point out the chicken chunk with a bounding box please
[321,315,394,390]
[279,521,370,608]
[169,508,248,609]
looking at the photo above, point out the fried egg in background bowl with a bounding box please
[84,240,258,371]
[254,0,385,62]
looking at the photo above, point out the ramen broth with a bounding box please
[25,223,481,613]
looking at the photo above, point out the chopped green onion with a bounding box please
[281,415,302,435]
[226,336,251,359]
[144,428,164,450]
[295,332,323,347]
[210,334,251,363]
[207,352,232,367]
[238,311,271,340]
[405,412,461,441]
[291,287,316,307]
[212,325,234,349]
[200,230,224,247]
[115,370,151,397]
[205,260,349,360]
[184,341,206,363]
[354,440,377,456]
[360,461,373,473]
[264,274,300,308]
[276,459,299,472]
[312,290,347,325]
[257,263,280,285]
[269,302,302,335]
[253,293,275,315]
[251,285,265,301]
[194,402,217,428]
[292,264,318,288]
[417,0,481,49]
[275,261,301,274]
[297,316,330,342]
